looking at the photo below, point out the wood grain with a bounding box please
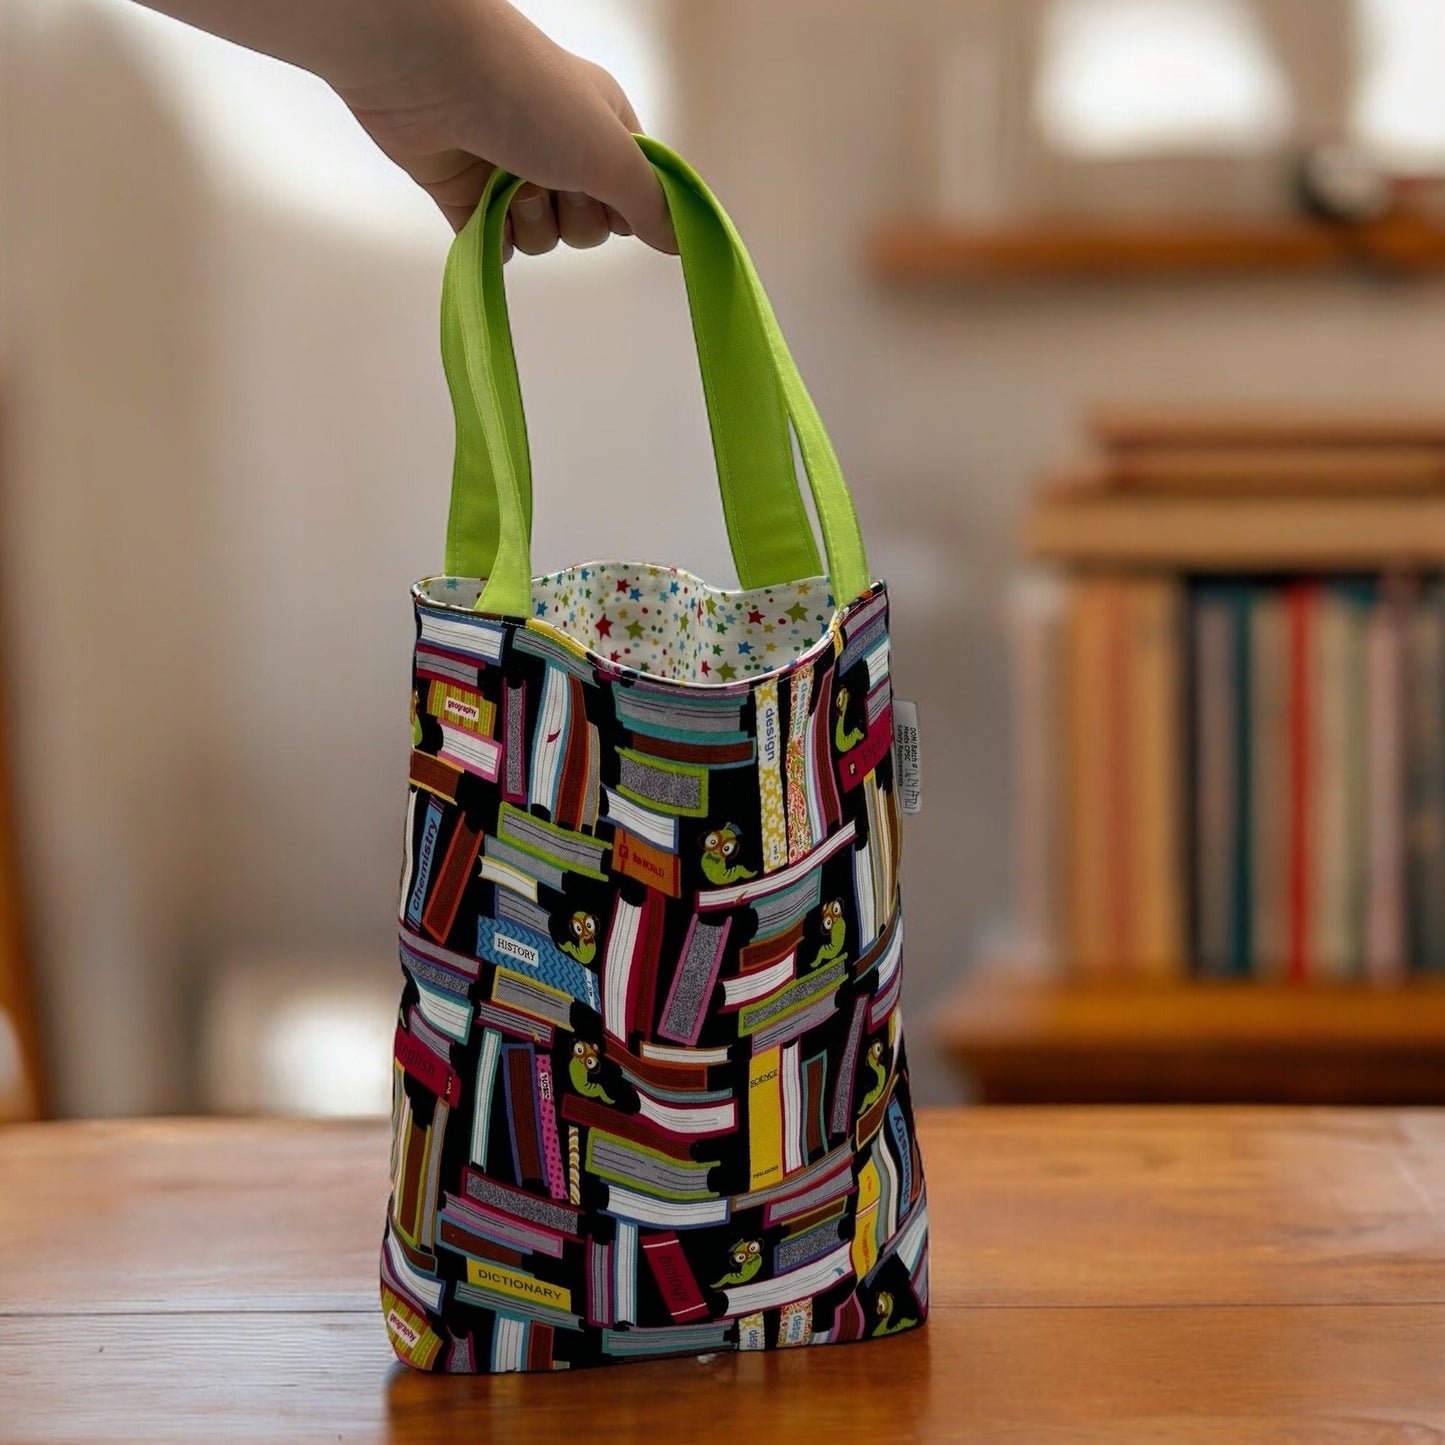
[867,213,1445,281]
[939,976,1445,1103]
[1087,405,1445,453]
[1025,489,1445,571]
[0,1118,386,1313]
[6,1305,1445,1445]
[1070,447,1445,494]
[6,1110,1445,1441]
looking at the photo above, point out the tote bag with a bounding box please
[382,139,928,1373]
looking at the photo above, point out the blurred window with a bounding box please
[261,995,393,1118]
[1035,0,1293,156]
[82,0,668,239]
[1352,0,1445,168]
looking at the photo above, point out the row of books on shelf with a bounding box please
[1011,570,1445,982]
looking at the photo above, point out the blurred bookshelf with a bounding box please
[942,408,1445,1104]
[867,214,1445,282]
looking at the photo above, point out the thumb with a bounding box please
[586,122,677,255]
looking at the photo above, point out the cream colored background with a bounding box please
[5,0,1445,1114]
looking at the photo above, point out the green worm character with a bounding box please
[858,1039,887,1115]
[809,899,847,969]
[569,1039,614,1104]
[699,824,756,885]
[561,910,598,966]
[834,687,864,752]
[872,1290,918,1337]
[712,1238,762,1288]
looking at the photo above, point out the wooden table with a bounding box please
[4,1109,1445,1442]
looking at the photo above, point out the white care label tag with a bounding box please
[893,699,922,814]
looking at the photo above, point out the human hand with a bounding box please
[336,2,676,257]
[136,0,676,256]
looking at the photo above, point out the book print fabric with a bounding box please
[383,568,928,1373]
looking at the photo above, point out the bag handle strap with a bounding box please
[442,137,870,618]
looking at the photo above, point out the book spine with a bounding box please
[786,669,815,864]
[642,1231,711,1323]
[1309,589,1354,980]
[437,728,502,781]
[1132,578,1184,978]
[414,646,481,690]
[422,816,482,945]
[587,1239,614,1327]
[803,1052,827,1160]
[404,797,444,931]
[810,667,844,835]
[1228,589,1253,976]
[437,1215,526,1269]
[502,1043,545,1189]
[419,1100,448,1249]
[529,665,571,815]
[618,750,709,818]
[630,732,755,765]
[658,915,731,1046]
[1365,580,1408,980]
[503,681,527,806]
[613,829,682,898]
[394,1109,427,1243]
[741,919,804,973]
[460,1166,583,1237]
[526,1323,556,1372]
[1103,581,1133,972]
[1250,591,1288,978]
[534,1053,568,1203]
[1286,584,1317,982]
[426,679,490,733]
[614,1221,638,1326]
[747,1045,785,1190]
[1408,584,1445,970]
[562,1092,711,1155]
[756,677,788,871]
[836,708,895,794]
[581,722,602,832]
[1067,579,1111,976]
[630,890,666,1038]
[780,1042,805,1175]
[409,749,463,803]
[1192,591,1236,977]
[1010,573,1066,973]
[602,895,643,1044]
[394,1023,461,1106]
[471,1028,502,1167]
[1341,586,1372,977]
[554,676,591,831]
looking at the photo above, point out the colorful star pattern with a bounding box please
[469,563,842,683]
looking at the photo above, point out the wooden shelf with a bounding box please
[1025,487,1445,570]
[868,213,1445,281]
[938,973,1445,1104]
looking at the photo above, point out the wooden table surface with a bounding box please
[4,1108,1445,1443]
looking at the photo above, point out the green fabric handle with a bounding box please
[441,137,870,619]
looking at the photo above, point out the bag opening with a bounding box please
[416,562,842,686]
